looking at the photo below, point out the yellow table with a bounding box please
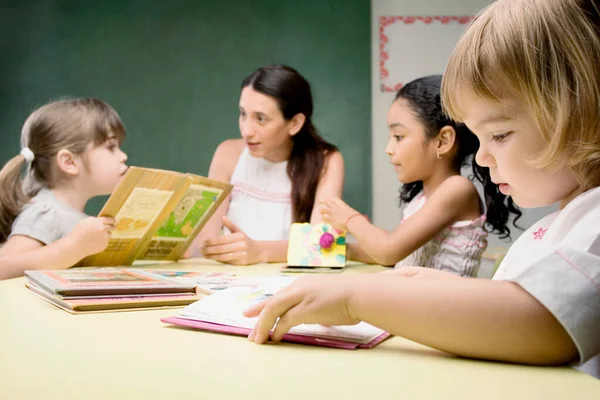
[1,259,598,399]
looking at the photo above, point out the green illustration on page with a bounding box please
[155,185,220,239]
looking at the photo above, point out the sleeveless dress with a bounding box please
[395,192,488,277]
[226,147,293,240]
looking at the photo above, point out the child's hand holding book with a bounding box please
[70,217,115,257]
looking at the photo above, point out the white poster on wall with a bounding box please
[379,16,472,92]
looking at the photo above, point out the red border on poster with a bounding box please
[379,16,473,92]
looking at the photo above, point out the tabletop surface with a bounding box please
[1,259,598,400]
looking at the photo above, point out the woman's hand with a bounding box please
[202,217,266,265]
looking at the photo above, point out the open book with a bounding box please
[81,167,232,266]
[162,280,390,349]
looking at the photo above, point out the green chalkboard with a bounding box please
[0,0,371,216]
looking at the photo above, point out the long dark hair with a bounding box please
[242,65,337,223]
[395,75,521,239]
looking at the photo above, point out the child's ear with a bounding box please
[55,149,81,177]
[288,113,306,137]
[436,126,456,157]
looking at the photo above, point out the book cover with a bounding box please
[287,223,347,267]
[81,167,192,266]
[138,174,232,261]
[162,282,390,349]
[25,268,197,297]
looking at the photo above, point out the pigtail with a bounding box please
[0,155,29,242]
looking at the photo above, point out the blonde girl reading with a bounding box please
[246,0,600,379]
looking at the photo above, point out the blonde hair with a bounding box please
[442,0,600,190]
[0,98,125,242]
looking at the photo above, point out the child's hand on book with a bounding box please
[244,275,362,344]
[70,217,115,256]
[320,197,362,231]
[202,217,266,265]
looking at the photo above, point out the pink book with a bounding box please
[160,282,390,349]
[161,317,390,349]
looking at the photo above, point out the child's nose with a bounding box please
[385,141,393,155]
[475,146,495,168]
[120,150,128,163]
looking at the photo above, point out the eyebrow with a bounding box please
[474,115,512,129]
[239,106,266,115]
[388,122,406,129]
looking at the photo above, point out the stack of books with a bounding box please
[25,268,202,314]
[24,268,287,314]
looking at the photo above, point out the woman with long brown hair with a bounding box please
[187,65,344,265]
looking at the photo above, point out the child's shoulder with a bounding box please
[433,175,479,205]
[557,186,600,226]
[557,186,600,242]
[571,185,600,212]
[423,176,481,221]
[10,191,62,245]
[19,189,56,215]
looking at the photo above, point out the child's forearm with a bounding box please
[347,217,406,265]
[0,237,89,280]
[347,243,378,264]
[348,275,577,365]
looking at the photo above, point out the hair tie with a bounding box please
[20,147,35,163]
